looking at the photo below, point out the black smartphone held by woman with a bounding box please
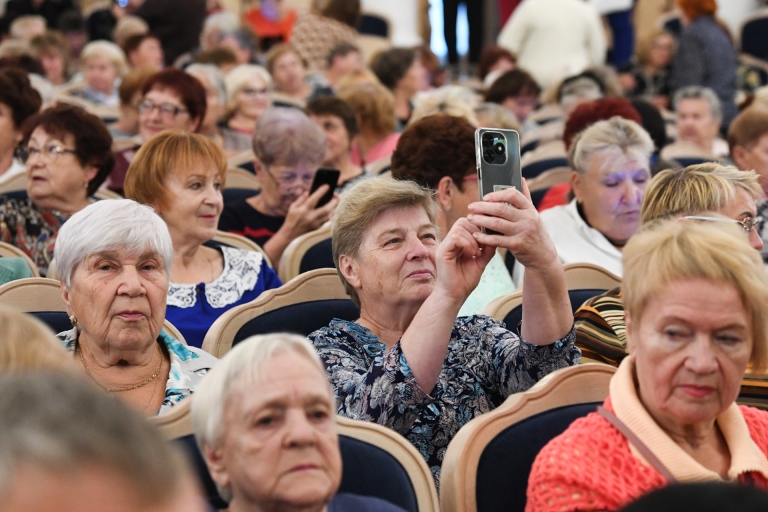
[310,168,340,208]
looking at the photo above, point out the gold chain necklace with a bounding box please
[77,342,164,393]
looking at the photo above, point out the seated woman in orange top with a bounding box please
[526,219,768,512]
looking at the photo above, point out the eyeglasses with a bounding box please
[137,99,188,118]
[16,144,76,164]
[683,215,764,234]
[241,87,269,96]
[263,166,314,188]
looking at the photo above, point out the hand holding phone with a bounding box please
[310,168,340,208]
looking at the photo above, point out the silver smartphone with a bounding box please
[475,127,522,199]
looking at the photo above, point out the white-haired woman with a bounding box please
[191,333,407,511]
[55,199,218,416]
[221,64,272,153]
[516,116,654,283]
[66,40,127,106]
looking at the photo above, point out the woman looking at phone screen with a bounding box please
[218,107,339,269]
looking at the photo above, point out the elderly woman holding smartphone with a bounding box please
[309,177,578,484]
[218,107,338,269]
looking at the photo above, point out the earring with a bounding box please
[69,315,78,328]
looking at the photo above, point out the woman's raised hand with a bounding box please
[433,217,495,302]
[282,185,339,239]
[466,179,559,272]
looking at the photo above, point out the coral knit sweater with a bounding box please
[526,358,768,511]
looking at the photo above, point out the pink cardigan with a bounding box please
[525,359,768,511]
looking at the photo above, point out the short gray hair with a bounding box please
[332,177,437,307]
[570,116,654,175]
[55,199,173,288]
[186,63,227,105]
[673,85,722,120]
[252,107,326,167]
[0,373,192,506]
[190,333,332,502]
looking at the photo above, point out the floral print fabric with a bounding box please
[309,316,579,484]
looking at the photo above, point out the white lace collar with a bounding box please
[167,246,264,309]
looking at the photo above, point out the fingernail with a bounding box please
[467,213,473,221]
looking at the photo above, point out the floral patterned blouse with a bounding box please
[0,197,69,277]
[309,316,580,485]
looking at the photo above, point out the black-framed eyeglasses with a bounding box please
[16,144,77,164]
[684,215,764,234]
[137,99,188,118]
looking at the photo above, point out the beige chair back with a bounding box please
[278,222,331,282]
[0,242,40,277]
[440,364,616,512]
[227,150,256,169]
[225,167,261,190]
[525,166,572,192]
[202,268,348,357]
[563,262,621,290]
[0,172,26,195]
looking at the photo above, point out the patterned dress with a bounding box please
[309,317,579,485]
[0,197,69,277]
[59,328,218,415]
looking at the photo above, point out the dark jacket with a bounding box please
[672,15,738,127]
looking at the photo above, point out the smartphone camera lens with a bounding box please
[494,142,505,155]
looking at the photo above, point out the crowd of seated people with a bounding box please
[5,0,768,509]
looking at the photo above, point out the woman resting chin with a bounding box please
[309,178,579,485]
[526,219,768,512]
[55,199,218,416]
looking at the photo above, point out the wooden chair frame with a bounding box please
[482,263,621,320]
[440,364,616,512]
[562,262,622,290]
[525,167,571,193]
[0,277,187,344]
[0,241,40,277]
[201,268,348,357]
[227,150,256,169]
[151,398,439,512]
[278,222,331,282]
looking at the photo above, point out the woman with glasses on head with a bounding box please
[107,69,207,195]
[218,107,338,269]
[221,64,272,154]
[0,104,114,276]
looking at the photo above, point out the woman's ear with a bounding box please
[338,254,361,289]
[202,444,231,500]
[570,171,582,201]
[83,163,99,185]
[435,176,455,212]
[61,282,75,318]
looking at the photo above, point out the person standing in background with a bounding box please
[442,0,484,72]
